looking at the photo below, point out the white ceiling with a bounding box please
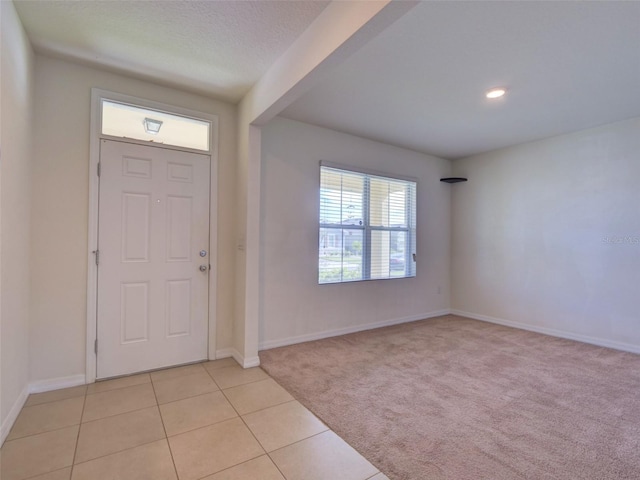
[14,0,329,103]
[14,1,640,160]
[281,1,640,159]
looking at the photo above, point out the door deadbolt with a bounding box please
[199,250,207,257]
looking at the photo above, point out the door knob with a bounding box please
[199,265,208,272]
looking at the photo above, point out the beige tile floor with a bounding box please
[1,359,389,480]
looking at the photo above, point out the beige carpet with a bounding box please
[260,315,640,480]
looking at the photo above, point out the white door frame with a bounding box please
[87,88,219,383]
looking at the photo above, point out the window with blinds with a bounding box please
[319,164,417,284]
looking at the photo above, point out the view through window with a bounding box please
[319,164,417,284]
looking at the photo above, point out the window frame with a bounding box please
[100,99,212,152]
[318,162,417,284]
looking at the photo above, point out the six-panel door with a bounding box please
[97,139,210,379]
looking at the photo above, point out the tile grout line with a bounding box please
[204,365,274,390]
[164,416,242,441]
[232,400,269,452]
[69,390,89,478]
[4,422,82,444]
[263,427,384,479]
[81,401,158,425]
[20,377,378,480]
[218,373,291,480]
[275,405,387,478]
[195,452,267,480]
[66,381,163,465]
[216,375,273,389]
[150,366,209,384]
[236,397,298,417]
[161,415,239,439]
[160,369,258,441]
[159,373,267,479]
[266,429,330,455]
[5,372,285,443]
[202,365,223,389]
[22,466,73,480]
[149,376,181,480]
[214,368,337,479]
[71,438,169,469]
[239,397,298,415]
[191,454,273,480]
[263,430,335,480]
[6,361,269,479]
[217,373,301,417]
[86,378,151,396]
[91,360,230,394]
[261,366,384,476]
[94,359,208,386]
[24,386,88,407]
[3,396,87,444]
[156,388,223,408]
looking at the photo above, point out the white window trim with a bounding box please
[86,88,219,383]
[320,160,418,184]
[318,162,417,285]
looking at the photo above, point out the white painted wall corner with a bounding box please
[28,374,87,394]
[451,310,640,355]
[216,348,261,368]
[1,375,86,446]
[0,385,29,446]
[259,309,451,351]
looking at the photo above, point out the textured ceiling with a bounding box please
[281,1,640,159]
[14,0,329,102]
[14,1,640,159]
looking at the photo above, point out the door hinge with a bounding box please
[94,339,98,354]
[97,162,101,177]
[93,249,100,266]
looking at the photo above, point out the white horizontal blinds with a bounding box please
[369,175,416,279]
[319,165,416,284]
[319,167,365,283]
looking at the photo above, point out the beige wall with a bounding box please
[259,117,451,348]
[452,117,640,352]
[30,55,238,383]
[1,0,35,435]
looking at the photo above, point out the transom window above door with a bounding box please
[101,100,210,151]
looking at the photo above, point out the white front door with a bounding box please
[97,139,210,379]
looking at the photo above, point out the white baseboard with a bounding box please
[242,356,261,368]
[214,348,235,360]
[259,309,451,351]
[451,309,640,355]
[28,374,87,394]
[216,348,261,369]
[1,384,29,446]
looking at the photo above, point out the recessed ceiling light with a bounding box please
[486,87,507,99]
